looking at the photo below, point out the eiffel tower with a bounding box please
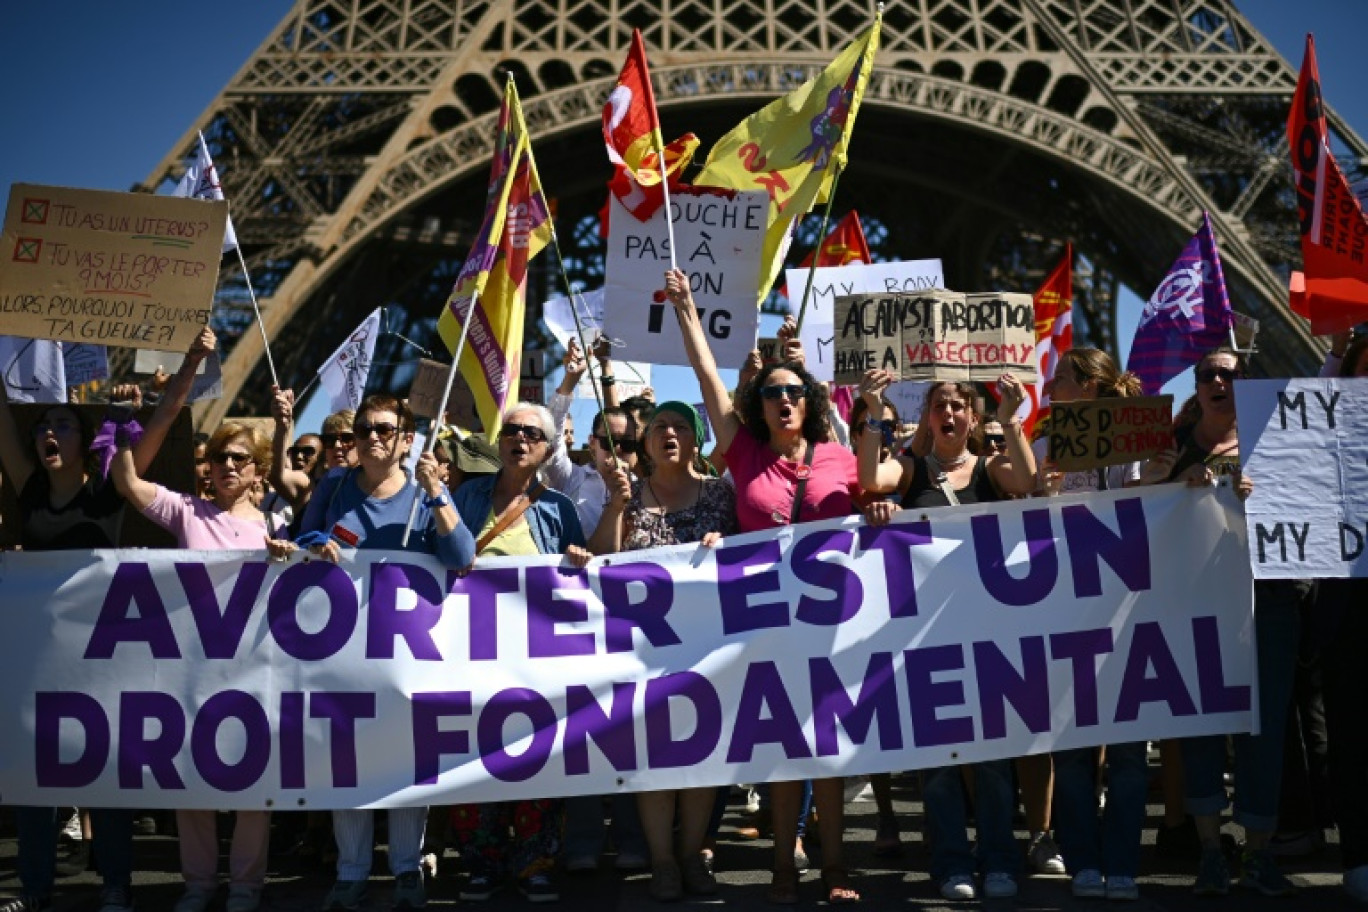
[137,0,1368,426]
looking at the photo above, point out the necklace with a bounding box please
[927,449,971,474]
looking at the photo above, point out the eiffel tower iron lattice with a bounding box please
[135,0,1368,427]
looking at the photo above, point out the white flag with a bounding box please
[0,337,67,404]
[174,131,238,253]
[317,308,382,414]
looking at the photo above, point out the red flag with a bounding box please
[782,210,873,300]
[998,245,1072,437]
[1287,34,1368,333]
[603,29,699,221]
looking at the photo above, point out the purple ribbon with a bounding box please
[91,416,144,479]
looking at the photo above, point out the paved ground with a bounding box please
[0,773,1350,910]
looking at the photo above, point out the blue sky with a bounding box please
[1,1,1364,435]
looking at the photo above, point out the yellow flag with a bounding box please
[695,14,880,303]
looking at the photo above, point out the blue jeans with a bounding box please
[923,760,1018,881]
[1182,580,1306,832]
[1054,742,1147,877]
[563,793,646,860]
[15,807,133,896]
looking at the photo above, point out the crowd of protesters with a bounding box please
[1,269,1365,910]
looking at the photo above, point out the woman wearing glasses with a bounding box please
[0,328,217,912]
[666,268,868,905]
[1138,349,1303,899]
[110,388,288,912]
[588,401,736,901]
[288,394,472,912]
[856,370,1037,902]
[447,402,588,904]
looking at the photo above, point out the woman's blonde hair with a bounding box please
[207,421,272,476]
[1057,348,1143,399]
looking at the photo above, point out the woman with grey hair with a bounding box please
[446,402,588,903]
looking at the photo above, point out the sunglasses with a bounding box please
[320,432,355,448]
[1195,366,1242,385]
[210,450,255,467]
[984,433,1006,448]
[499,423,548,443]
[31,420,80,438]
[592,434,639,454]
[354,422,398,440]
[287,445,317,460]
[760,384,808,402]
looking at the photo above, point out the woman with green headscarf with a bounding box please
[588,400,736,901]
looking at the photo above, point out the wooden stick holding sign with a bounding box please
[1047,395,1174,472]
[833,290,1037,386]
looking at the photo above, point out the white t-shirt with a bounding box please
[1031,437,1140,494]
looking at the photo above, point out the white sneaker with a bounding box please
[173,887,215,912]
[1345,865,1368,903]
[1072,869,1106,899]
[1028,831,1067,875]
[940,874,976,901]
[1106,875,1139,901]
[984,872,1018,899]
[225,886,261,912]
[61,809,83,842]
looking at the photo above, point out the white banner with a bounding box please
[0,335,66,403]
[0,486,1253,809]
[1237,376,1368,578]
[604,187,763,368]
[785,260,944,382]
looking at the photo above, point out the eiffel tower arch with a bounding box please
[139,0,1368,428]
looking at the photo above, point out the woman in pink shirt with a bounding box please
[666,268,879,905]
[111,422,283,912]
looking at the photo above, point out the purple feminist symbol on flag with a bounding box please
[1126,212,1234,395]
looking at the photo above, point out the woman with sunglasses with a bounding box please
[857,369,1037,903]
[1028,348,1148,901]
[666,267,872,906]
[0,327,217,912]
[1137,349,1303,899]
[446,402,587,904]
[588,401,736,901]
[111,410,285,912]
[284,394,470,912]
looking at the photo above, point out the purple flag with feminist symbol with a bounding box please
[1126,212,1235,395]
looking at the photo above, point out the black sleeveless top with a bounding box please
[900,455,1000,509]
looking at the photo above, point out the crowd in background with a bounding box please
[3,270,1367,911]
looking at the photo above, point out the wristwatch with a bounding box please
[423,491,451,509]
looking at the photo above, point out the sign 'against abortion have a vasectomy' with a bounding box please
[0,486,1254,809]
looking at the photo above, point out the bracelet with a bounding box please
[600,375,616,386]
[863,418,883,432]
[423,491,451,509]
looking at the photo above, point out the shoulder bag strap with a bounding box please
[476,482,544,554]
[789,443,817,525]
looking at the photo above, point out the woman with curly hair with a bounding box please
[666,267,878,905]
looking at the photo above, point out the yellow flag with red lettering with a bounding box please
[695,14,880,303]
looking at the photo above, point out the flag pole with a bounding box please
[231,247,281,389]
[400,292,479,547]
[794,160,846,334]
[634,33,678,273]
[547,224,622,468]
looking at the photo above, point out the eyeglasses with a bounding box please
[287,445,317,460]
[353,422,398,440]
[592,434,639,454]
[31,420,80,438]
[760,384,808,402]
[210,450,255,467]
[320,432,355,448]
[1195,366,1242,385]
[499,423,548,443]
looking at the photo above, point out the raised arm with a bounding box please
[855,369,912,493]
[591,333,620,409]
[665,268,740,454]
[269,385,312,505]
[586,466,632,556]
[110,440,159,511]
[544,341,587,491]
[986,374,1038,496]
[0,384,36,493]
[132,326,216,475]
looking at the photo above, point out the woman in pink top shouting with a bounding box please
[666,267,882,905]
[110,421,284,912]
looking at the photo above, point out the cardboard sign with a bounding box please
[0,405,194,549]
[1046,395,1174,471]
[408,358,478,430]
[1237,377,1368,578]
[786,259,944,382]
[0,185,227,352]
[603,186,763,368]
[833,290,1036,386]
[756,336,782,366]
[519,350,548,405]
